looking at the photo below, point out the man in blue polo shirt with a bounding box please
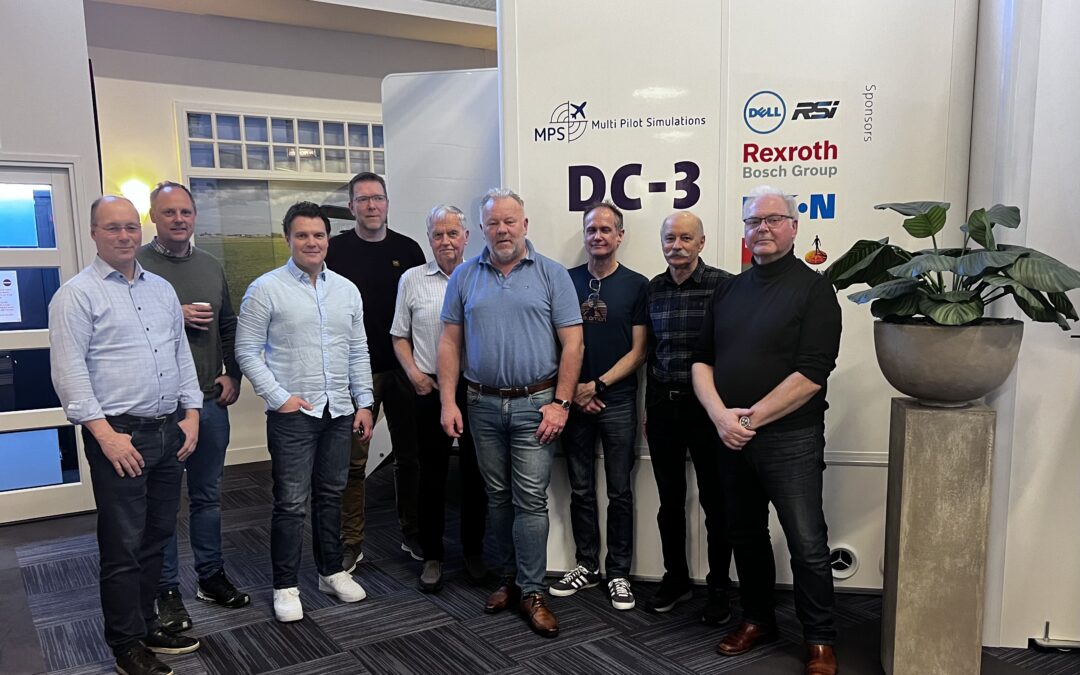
[438,188,583,638]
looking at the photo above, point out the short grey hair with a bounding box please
[479,187,525,220]
[426,204,466,233]
[743,185,798,220]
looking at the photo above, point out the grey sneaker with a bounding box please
[342,543,364,574]
[548,565,600,597]
[419,560,443,593]
[155,588,191,632]
[608,577,636,611]
[401,536,423,562]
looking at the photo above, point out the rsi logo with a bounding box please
[792,100,840,120]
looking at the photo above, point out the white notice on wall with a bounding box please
[0,271,22,323]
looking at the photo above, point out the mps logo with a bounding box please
[743,91,786,134]
[534,100,589,143]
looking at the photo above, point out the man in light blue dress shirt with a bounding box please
[235,201,375,623]
[49,195,203,675]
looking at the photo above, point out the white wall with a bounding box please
[85,1,495,463]
[972,0,1080,648]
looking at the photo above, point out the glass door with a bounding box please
[0,165,95,523]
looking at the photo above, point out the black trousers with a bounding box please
[416,379,487,561]
[645,392,734,589]
[83,413,184,655]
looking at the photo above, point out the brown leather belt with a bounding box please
[467,378,556,398]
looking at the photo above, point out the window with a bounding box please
[190,178,353,310]
[0,184,57,248]
[0,427,80,493]
[182,109,383,177]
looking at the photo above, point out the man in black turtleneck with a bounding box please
[691,186,842,675]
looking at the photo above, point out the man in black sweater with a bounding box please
[691,185,841,675]
[326,172,426,572]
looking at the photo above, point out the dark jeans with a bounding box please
[342,368,419,547]
[160,396,230,589]
[562,397,637,579]
[416,379,487,561]
[729,424,836,644]
[267,408,351,588]
[82,413,184,655]
[645,393,733,589]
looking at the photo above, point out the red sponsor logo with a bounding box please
[743,139,838,163]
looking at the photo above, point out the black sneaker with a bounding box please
[701,586,732,625]
[607,577,636,611]
[115,644,173,675]
[155,588,191,632]
[548,565,600,597]
[144,626,200,655]
[647,576,693,613]
[196,569,251,608]
[342,543,364,574]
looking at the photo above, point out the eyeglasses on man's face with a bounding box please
[743,214,793,229]
[96,224,141,235]
[352,195,387,205]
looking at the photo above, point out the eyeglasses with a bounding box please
[96,224,141,235]
[743,214,793,229]
[352,195,387,205]
[586,277,601,308]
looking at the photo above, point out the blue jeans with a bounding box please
[82,413,184,655]
[562,398,637,578]
[467,386,555,595]
[159,396,230,589]
[266,408,352,588]
[729,424,836,644]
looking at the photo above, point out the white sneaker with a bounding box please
[273,587,303,622]
[318,571,367,602]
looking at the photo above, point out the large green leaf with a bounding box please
[902,205,949,239]
[918,295,984,325]
[917,247,965,257]
[826,241,912,291]
[953,250,1025,277]
[871,294,922,318]
[979,276,1071,329]
[875,201,950,217]
[928,290,977,302]
[1048,292,1079,321]
[987,204,1021,228]
[1006,255,1080,292]
[888,254,956,278]
[847,278,920,304]
[963,208,995,250]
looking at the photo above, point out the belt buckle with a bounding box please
[668,390,683,401]
[498,387,515,398]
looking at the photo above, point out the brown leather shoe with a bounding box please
[716,621,778,656]
[519,592,559,637]
[484,576,520,614]
[805,644,838,675]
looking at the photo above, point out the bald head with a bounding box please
[661,211,706,275]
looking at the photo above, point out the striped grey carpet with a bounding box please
[9,461,1078,674]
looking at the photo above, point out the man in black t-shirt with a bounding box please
[548,202,648,611]
[326,172,426,573]
[691,185,841,675]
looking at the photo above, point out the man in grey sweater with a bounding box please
[137,181,250,631]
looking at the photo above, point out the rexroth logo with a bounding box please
[743,139,838,163]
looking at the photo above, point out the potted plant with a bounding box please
[824,200,1080,406]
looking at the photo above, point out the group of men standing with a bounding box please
[49,174,840,675]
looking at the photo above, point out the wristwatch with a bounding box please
[553,398,572,410]
[593,378,608,395]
